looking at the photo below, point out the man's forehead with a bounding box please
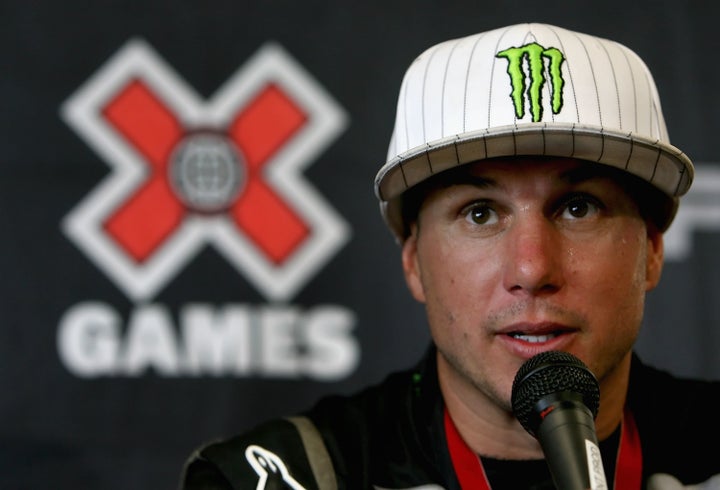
[448,157,619,185]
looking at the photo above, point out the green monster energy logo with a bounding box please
[496,42,565,122]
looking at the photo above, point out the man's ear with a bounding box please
[645,224,664,291]
[401,224,426,303]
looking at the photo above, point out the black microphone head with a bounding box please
[511,351,600,437]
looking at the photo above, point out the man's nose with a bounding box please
[502,215,564,296]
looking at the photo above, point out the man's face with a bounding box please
[401,158,664,412]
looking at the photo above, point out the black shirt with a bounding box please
[182,346,720,489]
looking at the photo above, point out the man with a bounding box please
[181,23,720,489]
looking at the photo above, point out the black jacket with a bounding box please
[181,347,720,489]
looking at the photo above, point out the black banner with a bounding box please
[2,2,719,488]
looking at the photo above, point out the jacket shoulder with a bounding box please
[181,416,334,490]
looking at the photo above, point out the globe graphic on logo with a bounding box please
[169,132,245,213]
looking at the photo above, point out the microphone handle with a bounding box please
[536,399,608,490]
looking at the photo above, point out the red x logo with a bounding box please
[103,80,309,264]
[62,39,349,301]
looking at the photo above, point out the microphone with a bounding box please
[511,351,607,490]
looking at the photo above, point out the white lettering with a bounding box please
[585,439,608,490]
[261,306,302,376]
[181,304,252,375]
[304,305,359,380]
[122,305,180,375]
[57,302,121,377]
[57,302,360,379]
[665,163,720,261]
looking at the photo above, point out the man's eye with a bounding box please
[464,203,498,225]
[561,196,601,219]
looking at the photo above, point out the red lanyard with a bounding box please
[444,405,642,489]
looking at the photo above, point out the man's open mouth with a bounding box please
[508,332,561,343]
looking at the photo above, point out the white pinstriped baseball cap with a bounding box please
[375,23,694,239]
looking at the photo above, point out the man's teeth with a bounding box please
[511,333,557,343]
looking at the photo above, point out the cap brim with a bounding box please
[375,123,693,240]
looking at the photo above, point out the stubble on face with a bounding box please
[432,297,592,413]
[406,158,659,422]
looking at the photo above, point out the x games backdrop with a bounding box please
[2,1,719,488]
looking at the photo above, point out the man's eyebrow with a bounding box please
[464,175,496,187]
